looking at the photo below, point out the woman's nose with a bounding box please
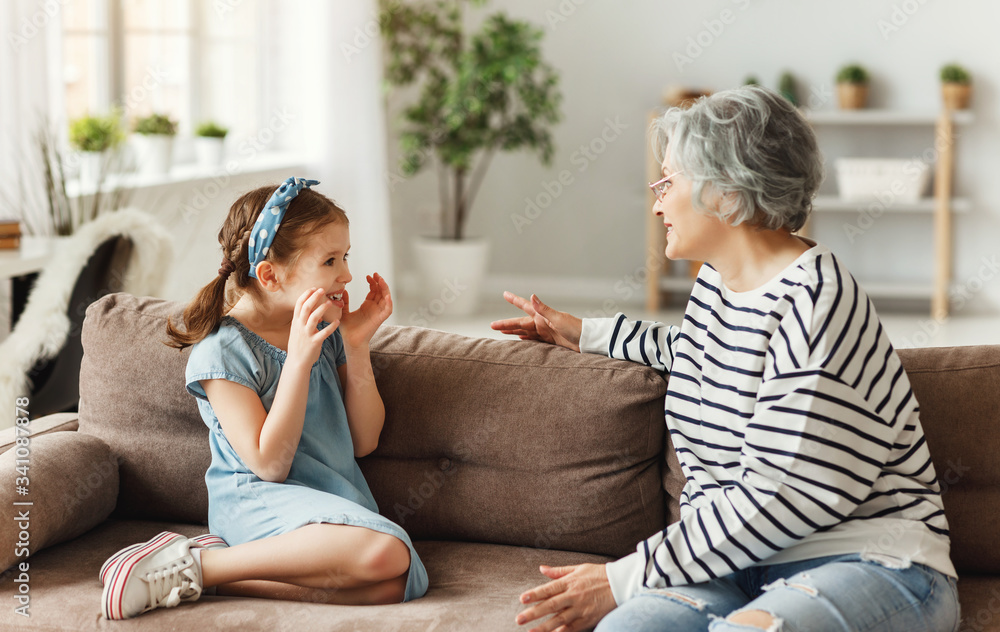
[652,196,664,217]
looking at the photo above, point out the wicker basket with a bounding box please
[834,159,931,203]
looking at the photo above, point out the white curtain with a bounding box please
[270,0,395,312]
[0,0,64,236]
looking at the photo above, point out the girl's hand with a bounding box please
[287,288,339,368]
[339,272,393,349]
[515,564,617,632]
[490,292,583,352]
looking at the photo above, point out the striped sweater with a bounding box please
[580,241,955,605]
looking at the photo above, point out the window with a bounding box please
[63,0,262,139]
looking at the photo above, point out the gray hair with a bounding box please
[650,85,824,232]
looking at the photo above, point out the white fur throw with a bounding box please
[0,209,173,422]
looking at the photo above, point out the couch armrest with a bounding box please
[0,413,79,454]
[0,430,119,572]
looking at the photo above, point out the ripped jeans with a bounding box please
[595,553,959,632]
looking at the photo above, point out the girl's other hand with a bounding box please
[490,292,582,352]
[288,288,339,368]
[339,272,393,349]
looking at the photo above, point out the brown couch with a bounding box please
[0,292,997,631]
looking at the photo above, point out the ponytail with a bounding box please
[164,272,230,349]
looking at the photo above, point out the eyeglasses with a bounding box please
[649,170,683,200]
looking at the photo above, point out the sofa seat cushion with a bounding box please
[0,520,611,631]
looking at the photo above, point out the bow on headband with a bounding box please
[247,177,320,279]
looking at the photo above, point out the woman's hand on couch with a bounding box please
[491,292,582,352]
[515,563,616,632]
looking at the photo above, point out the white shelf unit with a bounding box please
[803,109,974,319]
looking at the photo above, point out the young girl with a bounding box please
[99,177,428,620]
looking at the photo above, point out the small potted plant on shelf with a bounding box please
[131,112,177,176]
[940,63,972,110]
[194,121,228,169]
[836,63,869,109]
[69,111,124,185]
[778,71,798,106]
[380,0,562,315]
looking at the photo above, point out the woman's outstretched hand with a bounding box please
[490,292,582,352]
[339,272,393,349]
[515,563,617,632]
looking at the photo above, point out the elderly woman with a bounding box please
[492,85,959,632]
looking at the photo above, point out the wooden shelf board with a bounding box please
[802,109,974,126]
[813,195,971,213]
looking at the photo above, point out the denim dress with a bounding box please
[185,316,428,601]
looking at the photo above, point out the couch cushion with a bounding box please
[0,431,118,571]
[898,344,1000,574]
[0,520,612,631]
[78,294,208,524]
[363,325,669,558]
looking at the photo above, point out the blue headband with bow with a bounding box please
[247,177,320,279]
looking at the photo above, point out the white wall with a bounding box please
[383,0,1000,316]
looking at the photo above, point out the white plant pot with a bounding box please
[412,237,490,318]
[194,137,225,169]
[131,134,173,176]
[78,151,104,186]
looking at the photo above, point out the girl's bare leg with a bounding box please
[200,523,411,600]
[214,574,408,606]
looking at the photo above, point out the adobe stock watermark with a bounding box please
[179,107,296,225]
[877,0,931,41]
[122,66,169,114]
[509,115,629,234]
[213,0,250,18]
[7,0,69,53]
[842,161,932,244]
[896,254,1000,349]
[341,1,403,62]
[842,124,959,243]
[544,0,588,31]
[673,0,751,72]
[408,278,468,327]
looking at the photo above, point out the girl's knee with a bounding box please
[358,533,410,583]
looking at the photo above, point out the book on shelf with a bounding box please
[0,220,21,250]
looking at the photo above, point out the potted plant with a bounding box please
[836,63,869,109]
[940,63,972,110]
[68,111,124,185]
[131,113,177,176]
[778,71,798,106]
[380,0,562,315]
[194,121,228,169]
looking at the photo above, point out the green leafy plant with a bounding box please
[380,0,562,240]
[836,63,869,84]
[778,71,798,106]
[743,75,760,86]
[195,121,229,138]
[133,113,178,136]
[69,112,124,153]
[940,63,971,84]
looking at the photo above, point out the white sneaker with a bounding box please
[100,533,227,586]
[101,531,204,620]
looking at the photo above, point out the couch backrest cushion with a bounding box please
[898,344,1000,574]
[78,294,670,557]
[363,325,669,557]
[78,294,208,523]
